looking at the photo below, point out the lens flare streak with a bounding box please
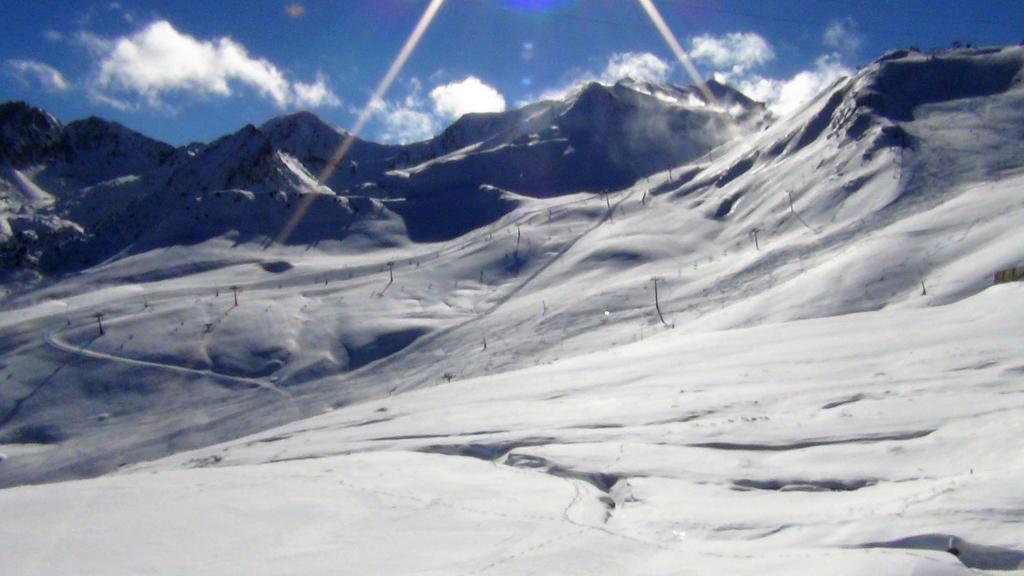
[635,0,716,105]
[276,0,447,245]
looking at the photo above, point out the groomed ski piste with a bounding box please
[1,47,1023,574]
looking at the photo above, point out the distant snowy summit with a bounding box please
[2,45,1022,282]
[0,102,175,275]
[0,101,174,180]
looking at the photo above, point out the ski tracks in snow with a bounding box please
[43,330,293,400]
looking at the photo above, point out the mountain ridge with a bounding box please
[1,74,766,278]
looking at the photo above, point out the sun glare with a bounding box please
[498,0,572,11]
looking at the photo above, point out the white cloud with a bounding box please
[824,19,862,53]
[690,32,774,75]
[427,68,447,84]
[75,30,114,57]
[86,20,338,110]
[293,72,341,108]
[378,106,437,144]
[107,1,135,24]
[429,76,506,120]
[532,81,578,103]
[95,20,289,107]
[366,78,439,144]
[685,30,849,118]
[43,30,63,43]
[733,53,851,117]
[527,51,674,104]
[6,59,69,91]
[602,52,671,84]
[90,90,136,112]
[365,76,507,143]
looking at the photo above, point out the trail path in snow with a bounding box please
[43,330,293,399]
[25,188,624,405]
[0,186,626,453]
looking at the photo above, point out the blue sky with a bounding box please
[2,0,1021,146]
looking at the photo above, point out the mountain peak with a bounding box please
[260,110,342,138]
[0,100,60,128]
[701,79,760,108]
[0,100,63,165]
[163,121,323,197]
[59,116,175,184]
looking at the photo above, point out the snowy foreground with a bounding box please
[2,283,1023,575]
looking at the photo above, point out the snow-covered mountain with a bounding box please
[3,74,764,275]
[1,46,1023,576]
[0,102,176,273]
[0,102,174,194]
[386,78,762,200]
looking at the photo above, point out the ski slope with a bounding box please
[2,283,1022,575]
[0,46,1023,574]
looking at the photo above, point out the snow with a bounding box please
[1,284,1021,575]
[0,46,1023,575]
[7,168,55,207]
